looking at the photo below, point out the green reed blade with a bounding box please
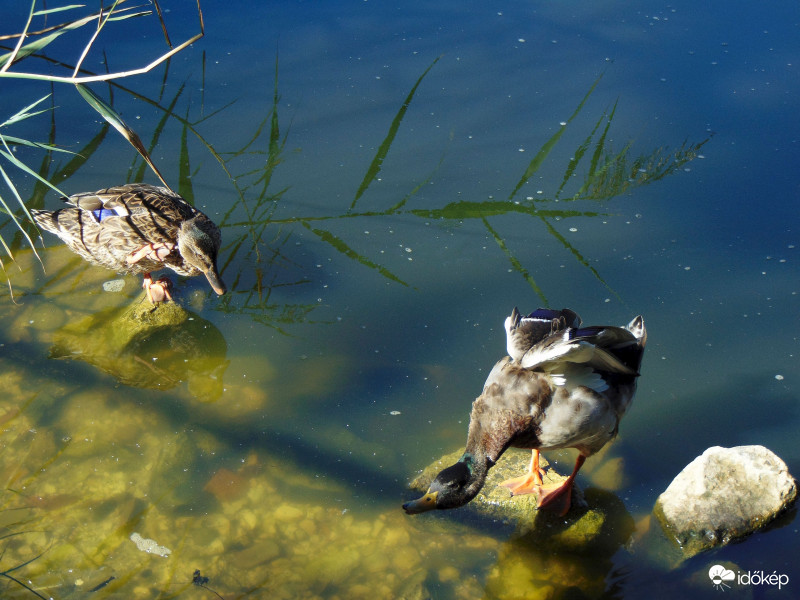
[301,221,409,287]
[555,107,608,200]
[75,83,171,190]
[508,72,604,201]
[538,214,622,303]
[352,56,440,209]
[483,217,547,305]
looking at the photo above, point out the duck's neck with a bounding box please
[455,449,493,504]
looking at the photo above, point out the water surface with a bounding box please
[0,1,797,598]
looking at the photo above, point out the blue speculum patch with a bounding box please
[92,208,117,222]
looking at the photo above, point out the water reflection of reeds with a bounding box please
[2,13,707,316]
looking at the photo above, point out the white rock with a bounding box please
[654,445,797,557]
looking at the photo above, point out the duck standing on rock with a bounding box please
[32,183,226,303]
[403,307,646,517]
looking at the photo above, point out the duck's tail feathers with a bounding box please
[31,209,58,234]
[505,307,583,362]
[626,315,647,346]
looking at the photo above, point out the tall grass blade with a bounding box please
[538,214,621,302]
[0,135,73,154]
[555,109,607,200]
[587,100,618,182]
[0,146,68,199]
[0,8,143,69]
[178,107,194,204]
[152,0,173,47]
[131,82,184,182]
[0,94,53,127]
[0,0,35,73]
[301,221,409,287]
[0,165,42,264]
[72,0,124,78]
[0,2,199,84]
[32,5,86,16]
[483,217,547,304]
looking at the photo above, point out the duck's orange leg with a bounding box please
[141,273,173,304]
[536,454,586,516]
[498,449,547,495]
[146,277,173,303]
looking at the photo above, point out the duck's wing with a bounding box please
[520,318,646,376]
[65,190,129,217]
[68,183,187,214]
[66,185,195,244]
[505,307,582,362]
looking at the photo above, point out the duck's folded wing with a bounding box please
[64,190,131,220]
[520,332,637,375]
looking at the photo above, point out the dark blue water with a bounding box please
[0,1,797,598]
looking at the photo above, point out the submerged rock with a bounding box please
[409,448,634,554]
[654,445,797,558]
[50,300,228,400]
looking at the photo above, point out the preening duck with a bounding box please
[403,307,646,516]
[33,183,226,302]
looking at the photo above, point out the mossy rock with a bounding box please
[50,299,227,398]
[409,448,634,555]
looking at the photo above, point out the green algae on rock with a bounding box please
[409,448,635,555]
[50,300,228,399]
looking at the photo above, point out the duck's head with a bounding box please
[403,455,486,514]
[178,217,226,295]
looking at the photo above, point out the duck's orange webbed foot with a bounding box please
[535,454,586,517]
[142,274,173,304]
[536,481,575,516]
[498,449,547,496]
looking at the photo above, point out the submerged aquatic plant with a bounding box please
[253,65,709,305]
[0,3,708,318]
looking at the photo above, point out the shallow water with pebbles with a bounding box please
[0,249,631,598]
[0,363,500,599]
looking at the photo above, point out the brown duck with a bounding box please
[32,183,226,302]
[403,307,647,516]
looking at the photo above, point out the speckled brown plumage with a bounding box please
[33,183,225,297]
